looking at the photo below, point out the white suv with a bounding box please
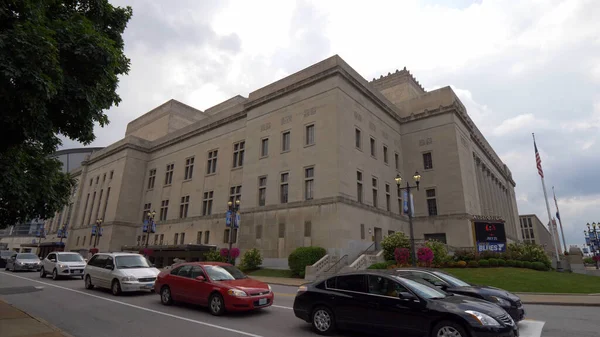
[40,252,86,280]
[84,252,160,296]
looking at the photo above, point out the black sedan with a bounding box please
[293,270,518,337]
[394,268,525,322]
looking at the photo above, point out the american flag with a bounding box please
[534,139,544,178]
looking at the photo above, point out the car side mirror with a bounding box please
[399,292,418,301]
[50,259,56,262]
[195,276,206,282]
[105,265,114,270]
[435,283,448,290]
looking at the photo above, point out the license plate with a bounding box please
[142,284,153,289]
[258,298,267,306]
[74,270,81,273]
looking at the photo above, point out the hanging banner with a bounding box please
[142,219,148,233]
[474,221,507,253]
[151,221,156,233]
[226,210,232,227]
[91,225,97,236]
[234,212,241,229]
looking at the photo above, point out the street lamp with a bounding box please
[587,222,600,270]
[92,218,103,248]
[395,171,421,267]
[145,210,156,248]
[226,199,240,264]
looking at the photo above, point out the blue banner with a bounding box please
[142,220,148,233]
[234,212,241,229]
[402,190,408,213]
[99,227,103,237]
[226,210,232,227]
[151,221,156,233]
[91,225,97,236]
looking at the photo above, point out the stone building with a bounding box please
[41,55,521,266]
[518,214,559,256]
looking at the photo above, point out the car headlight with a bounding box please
[58,264,66,268]
[489,296,511,307]
[121,276,137,282]
[268,285,272,292]
[227,289,248,297]
[465,310,501,327]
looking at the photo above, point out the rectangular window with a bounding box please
[256,225,263,239]
[278,223,286,238]
[160,200,169,221]
[88,192,96,225]
[232,141,245,168]
[206,150,218,174]
[423,152,433,170]
[202,191,214,216]
[360,224,365,240]
[103,173,106,182]
[164,163,174,185]
[110,171,114,179]
[304,167,314,200]
[356,171,363,203]
[223,229,237,244]
[258,176,267,206]
[305,124,315,145]
[372,177,378,208]
[196,231,202,244]
[89,179,92,186]
[180,232,185,245]
[282,131,291,152]
[383,146,388,164]
[159,234,164,245]
[83,236,86,246]
[385,184,391,211]
[96,176,99,184]
[76,236,80,246]
[260,138,269,157]
[229,186,242,204]
[304,221,312,237]
[101,188,110,220]
[179,196,190,218]
[204,231,210,244]
[224,229,230,243]
[154,234,158,245]
[174,233,178,245]
[355,128,362,149]
[136,236,140,246]
[426,188,438,216]
[82,194,90,227]
[142,203,151,222]
[395,153,399,170]
[370,138,376,157]
[184,157,195,180]
[148,169,156,189]
[280,172,289,203]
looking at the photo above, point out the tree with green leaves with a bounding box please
[0,0,133,229]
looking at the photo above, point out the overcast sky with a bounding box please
[60,0,600,248]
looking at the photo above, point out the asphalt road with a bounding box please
[0,270,593,337]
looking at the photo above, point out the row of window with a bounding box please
[354,128,434,170]
[147,125,316,190]
[81,188,111,227]
[142,168,315,221]
[519,217,535,243]
[89,170,114,187]
[356,170,438,216]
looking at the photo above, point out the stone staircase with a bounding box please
[304,254,350,281]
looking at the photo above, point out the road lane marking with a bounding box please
[272,305,293,310]
[0,272,264,337]
[518,320,545,337]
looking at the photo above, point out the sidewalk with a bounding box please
[0,299,71,337]
[251,276,600,307]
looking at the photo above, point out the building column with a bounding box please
[475,160,487,215]
[490,175,499,216]
[484,168,494,216]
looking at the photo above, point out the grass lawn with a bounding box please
[247,268,298,278]
[441,267,600,294]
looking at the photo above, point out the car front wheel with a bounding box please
[52,269,59,280]
[111,280,122,296]
[311,306,336,335]
[208,293,225,316]
[431,320,468,337]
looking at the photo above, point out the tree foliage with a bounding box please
[0,0,132,228]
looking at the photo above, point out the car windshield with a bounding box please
[399,277,448,299]
[17,253,38,260]
[433,271,471,287]
[204,265,247,281]
[57,254,84,262]
[115,255,150,269]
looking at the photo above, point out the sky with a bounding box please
[60,0,600,248]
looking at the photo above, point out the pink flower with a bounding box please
[230,248,240,258]
[220,248,229,257]
[417,247,434,267]
[394,248,410,266]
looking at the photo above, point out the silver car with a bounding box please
[40,252,87,280]
[5,253,42,272]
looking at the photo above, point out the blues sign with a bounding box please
[474,221,507,253]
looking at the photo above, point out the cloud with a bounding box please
[58,0,600,248]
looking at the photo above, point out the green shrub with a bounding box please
[489,258,499,267]
[288,246,327,277]
[506,260,516,267]
[497,259,506,267]
[205,249,226,262]
[467,260,479,268]
[523,261,533,269]
[240,248,263,271]
[368,262,389,270]
[478,259,490,267]
[385,260,396,266]
[515,261,524,268]
[456,260,467,268]
[584,257,594,265]
[381,232,411,261]
[446,261,456,268]
[531,262,548,271]
[454,249,476,262]
[425,240,448,267]
[507,242,552,268]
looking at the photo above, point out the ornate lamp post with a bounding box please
[395,171,421,267]
[587,222,599,269]
[226,199,240,264]
[144,210,156,248]
[92,218,103,248]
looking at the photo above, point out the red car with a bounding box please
[154,262,274,315]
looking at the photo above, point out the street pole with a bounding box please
[93,219,102,248]
[227,200,240,264]
[396,173,420,267]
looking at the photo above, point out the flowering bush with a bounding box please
[381,232,410,261]
[220,248,229,257]
[230,247,240,258]
[417,247,434,267]
[593,256,600,262]
[424,240,448,267]
[394,248,410,266]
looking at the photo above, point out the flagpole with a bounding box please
[553,186,568,254]
[533,133,562,270]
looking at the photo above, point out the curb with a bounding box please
[516,292,600,296]
[4,301,75,337]
[522,301,600,307]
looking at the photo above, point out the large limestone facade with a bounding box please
[41,55,521,265]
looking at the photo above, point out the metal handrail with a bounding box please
[325,254,348,273]
[359,242,377,257]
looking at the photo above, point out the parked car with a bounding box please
[0,250,13,268]
[40,252,87,280]
[83,252,160,296]
[155,262,274,316]
[293,270,518,337]
[4,253,42,272]
[394,268,525,322]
